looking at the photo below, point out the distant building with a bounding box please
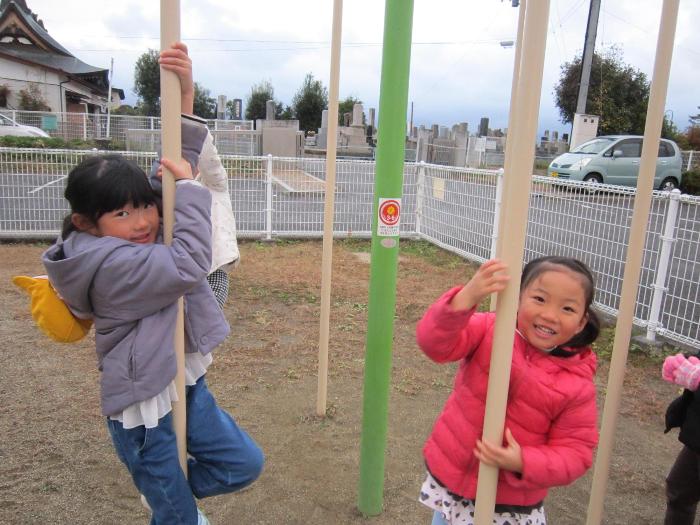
[0,0,121,113]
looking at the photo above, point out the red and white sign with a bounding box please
[377,198,401,237]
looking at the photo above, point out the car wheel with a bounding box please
[583,173,603,184]
[659,177,678,191]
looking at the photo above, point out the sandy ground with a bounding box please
[0,239,687,524]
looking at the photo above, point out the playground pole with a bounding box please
[473,2,550,523]
[357,0,413,515]
[490,0,525,312]
[585,1,679,522]
[316,0,344,417]
[159,0,187,474]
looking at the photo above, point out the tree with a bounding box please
[291,73,328,133]
[690,107,700,127]
[18,83,51,111]
[193,82,216,119]
[554,47,650,135]
[279,104,294,120]
[662,116,680,141]
[133,49,160,116]
[245,80,279,121]
[112,104,141,116]
[338,96,364,126]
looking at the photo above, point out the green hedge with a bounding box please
[0,135,126,150]
[681,170,700,196]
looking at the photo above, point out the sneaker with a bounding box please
[140,493,208,524]
[197,508,211,525]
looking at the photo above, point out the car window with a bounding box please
[658,141,674,157]
[571,138,614,154]
[613,139,642,158]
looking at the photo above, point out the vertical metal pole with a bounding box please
[415,161,426,237]
[317,0,344,416]
[491,0,526,312]
[159,0,186,474]
[82,113,87,140]
[586,1,680,522]
[106,57,113,139]
[646,189,680,341]
[358,0,413,516]
[687,150,694,172]
[474,2,550,523]
[266,154,273,241]
[490,169,505,260]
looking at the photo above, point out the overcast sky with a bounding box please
[26,0,700,136]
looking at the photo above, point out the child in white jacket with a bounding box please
[197,131,240,308]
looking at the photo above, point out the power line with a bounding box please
[72,38,514,54]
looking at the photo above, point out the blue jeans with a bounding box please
[431,510,449,525]
[107,375,264,525]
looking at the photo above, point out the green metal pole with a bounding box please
[358,0,413,516]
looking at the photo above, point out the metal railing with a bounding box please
[0,148,697,348]
[0,109,253,146]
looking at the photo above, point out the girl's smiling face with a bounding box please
[90,202,160,244]
[517,268,588,351]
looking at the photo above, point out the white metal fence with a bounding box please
[0,109,253,147]
[0,148,698,349]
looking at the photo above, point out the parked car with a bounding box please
[0,113,50,138]
[547,135,683,191]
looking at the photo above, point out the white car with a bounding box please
[0,113,50,137]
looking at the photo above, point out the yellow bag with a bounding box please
[12,275,93,343]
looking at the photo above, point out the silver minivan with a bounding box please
[548,135,683,190]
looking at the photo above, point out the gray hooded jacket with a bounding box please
[42,117,229,416]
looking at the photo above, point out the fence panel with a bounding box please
[0,148,698,348]
[0,109,253,147]
[659,196,700,346]
[418,164,500,261]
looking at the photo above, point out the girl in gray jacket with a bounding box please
[42,43,262,525]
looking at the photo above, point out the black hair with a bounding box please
[61,154,158,239]
[520,256,600,349]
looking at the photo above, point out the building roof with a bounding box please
[0,0,109,92]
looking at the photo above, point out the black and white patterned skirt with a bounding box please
[206,269,230,309]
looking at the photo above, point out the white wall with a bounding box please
[0,57,108,112]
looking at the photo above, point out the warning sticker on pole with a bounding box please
[377,198,401,237]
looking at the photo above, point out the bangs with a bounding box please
[93,157,156,215]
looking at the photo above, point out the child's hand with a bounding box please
[158,157,193,181]
[450,259,510,311]
[474,428,523,473]
[159,42,194,115]
[662,353,687,382]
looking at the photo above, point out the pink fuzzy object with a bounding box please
[663,353,687,382]
[673,359,700,391]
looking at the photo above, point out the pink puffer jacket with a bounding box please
[417,286,598,506]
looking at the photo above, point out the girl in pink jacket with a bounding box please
[417,256,600,525]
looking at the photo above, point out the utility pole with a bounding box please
[106,57,114,139]
[576,0,601,114]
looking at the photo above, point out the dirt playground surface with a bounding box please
[0,239,688,524]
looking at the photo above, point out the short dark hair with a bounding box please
[520,256,600,348]
[61,154,157,239]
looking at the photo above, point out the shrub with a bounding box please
[0,135,125,150]
[17,83,51,111]
[680,170,700,196]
